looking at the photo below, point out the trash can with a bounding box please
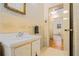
[0,42,4,56]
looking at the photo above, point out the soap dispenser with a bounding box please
[34,25,39,34]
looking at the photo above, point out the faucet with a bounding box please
[17,32,24,37]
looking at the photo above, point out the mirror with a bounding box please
[4,3,26,15]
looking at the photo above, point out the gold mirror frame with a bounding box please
[4,3,26,15]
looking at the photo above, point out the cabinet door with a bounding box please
[32,39,40,56]
[14,43,31,56]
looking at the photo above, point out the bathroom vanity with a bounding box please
[11,37,40,56]
[0,33,40,56]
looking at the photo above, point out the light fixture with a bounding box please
[50,11,57,15]
[63,18,68,20]
[63,10,68,14]
[53,14,59,18]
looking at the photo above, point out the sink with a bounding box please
[0,32,40,47]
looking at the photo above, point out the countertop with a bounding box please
[0,34,41,47]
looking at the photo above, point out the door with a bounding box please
[63,4,70,55]
[48,3,73,56]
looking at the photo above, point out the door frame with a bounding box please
[69,3,73,56]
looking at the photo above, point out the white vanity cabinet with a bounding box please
[11,39,40,56]
[10,39,40,56]
[32,39,40,56]
[11,42,31,56]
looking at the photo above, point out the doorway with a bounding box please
[48,3,73,56]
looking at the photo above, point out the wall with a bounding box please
[0,3,44,48]
[73,4,79,56]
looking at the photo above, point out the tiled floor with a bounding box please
[40,47,68,56]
